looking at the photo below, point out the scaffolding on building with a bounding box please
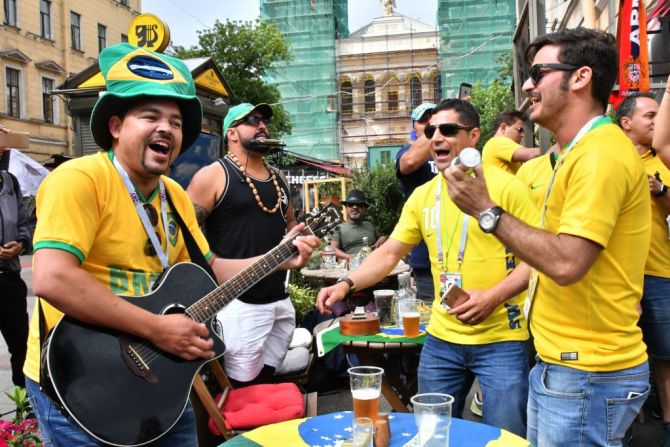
[260,0,348,162]
[438,0,517,97]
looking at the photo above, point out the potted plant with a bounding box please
[0,386,43,447]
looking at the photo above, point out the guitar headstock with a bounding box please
[301,203,341,238]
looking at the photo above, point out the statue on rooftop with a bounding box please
[381,0,396,16]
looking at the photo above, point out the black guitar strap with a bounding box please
[165,191,216,282]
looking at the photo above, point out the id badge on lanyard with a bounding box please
[440,272,462,295]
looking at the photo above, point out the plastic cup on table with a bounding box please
[411,393,454,446]
[399,298,422,337]
[348,366,383,421]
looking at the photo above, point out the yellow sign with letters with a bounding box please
[128,13,170,53]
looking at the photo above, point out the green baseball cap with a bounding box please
[90,43,203,153]
[411,102,436,122]
[222,103,273,138]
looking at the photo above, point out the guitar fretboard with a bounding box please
[185,236,298,323]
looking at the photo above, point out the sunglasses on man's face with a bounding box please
[236,114,270,128]
[143,203,162,257]
[424,123,474,139]
[528,63,580,86]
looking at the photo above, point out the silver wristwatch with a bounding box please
[478,206,505,233]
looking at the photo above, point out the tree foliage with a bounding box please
[469,80,515,150]
[177,19,293,136]
[352,163,404,236]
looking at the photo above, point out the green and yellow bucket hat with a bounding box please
[90,43,202,152]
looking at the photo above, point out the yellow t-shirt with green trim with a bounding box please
[516,153,553,209]
[482,136,523,174]
[390,167,539,345]
[531,123,650,372]
[641,150,670,278]
[24,151,212,382]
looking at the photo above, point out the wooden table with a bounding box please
[300,262,409,285]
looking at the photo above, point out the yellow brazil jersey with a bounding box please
[516,153,555,209]
[390,167,539,345]
[482,136,523,174]
[531,123,650,372]
[24,151,212,382]
[641,150,670,278]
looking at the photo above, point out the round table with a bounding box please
[219,411,532,447]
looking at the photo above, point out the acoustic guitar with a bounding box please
[42,205,340,446]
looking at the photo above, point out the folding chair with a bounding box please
[192,359,317,440]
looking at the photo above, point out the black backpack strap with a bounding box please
[165,191,216,282]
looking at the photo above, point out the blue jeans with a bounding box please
[26,378,198,447]
[527,358,649,446]
[639,275,670,359]
[417,333,529,437]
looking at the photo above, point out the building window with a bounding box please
[381,150,391,165]
[121,33,128,43]
[40,0,51,39]
[4,0,17,26]
[388,88,398,112]
[42,77,54,124]
[6,67,21,117]
[340,80,352,116]
[364,79,376,113]
[98,24,107,53]
[410,76,422,110]
[71,12,81,50]
[433,75,442,103]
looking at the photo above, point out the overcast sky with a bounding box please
[141,0,438,48]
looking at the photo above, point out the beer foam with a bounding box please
[352,388,381,400]
[403,312,421,318]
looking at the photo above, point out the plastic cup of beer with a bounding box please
[411,393,454,446]
[399,298,422,337]
[348,366,383,421]
[373,289,395,326]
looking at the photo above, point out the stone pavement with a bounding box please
[0,256,664,446]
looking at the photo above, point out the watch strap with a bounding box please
[653,184,668,197]
[336,276,356,296]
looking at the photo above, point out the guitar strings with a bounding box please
[127,211,338,368]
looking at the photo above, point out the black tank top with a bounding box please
[205,156,290,304]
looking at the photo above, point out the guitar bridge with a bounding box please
[119,335,159,384]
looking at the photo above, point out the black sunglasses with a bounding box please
[235,114,270,128]
[143,204,162,257]
[513,126,525,133]
[425,123,474,139]
[529,63,580,86]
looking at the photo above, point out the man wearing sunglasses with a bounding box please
[395,103,438,302]
[188,103,301,387]
[482,109,540,175]
[445,28,651,446]
[24,45,318,446]
[318,98,539,437]
[617,93,670,445]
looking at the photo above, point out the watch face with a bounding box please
[480,212,495,230]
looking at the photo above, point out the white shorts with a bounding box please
[215,297,295,382]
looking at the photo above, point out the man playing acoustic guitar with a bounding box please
[22,43,318,446]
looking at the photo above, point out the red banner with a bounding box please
[611,0,650,108]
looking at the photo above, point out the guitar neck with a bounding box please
[185,235,299,323]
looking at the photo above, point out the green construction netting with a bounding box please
[261,0,348,162]
[437,0,516,97]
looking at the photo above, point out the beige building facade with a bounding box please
[0,0,139,161]
[337,11,439,167]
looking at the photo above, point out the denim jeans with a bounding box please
[639,275,670,359]
[26,378,198,447]
[417,333,529,437]
[527,358,649,446]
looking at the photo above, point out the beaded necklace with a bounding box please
[227,152,282,214]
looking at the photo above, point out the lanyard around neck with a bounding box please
[435,178,469,270]
[540,115,608,228]
[112,156,170,269]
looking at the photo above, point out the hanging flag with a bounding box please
[612,0,650,108]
